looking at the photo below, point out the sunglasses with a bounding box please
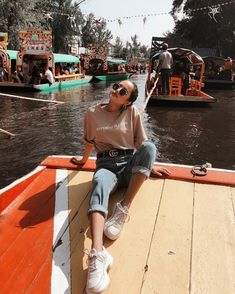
[112,83,128,96]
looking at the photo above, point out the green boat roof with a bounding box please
[6,50,18,60]
[107,57,127,65]
[54,53,80,63]
[2,50,80,63]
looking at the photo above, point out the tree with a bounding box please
[0,0,42,49]
[81,13,112,48]
[127,34,141,58]
[112,37,123,58]
[46,0,85,53]
[170,0,235,57]
[0,0,87,52]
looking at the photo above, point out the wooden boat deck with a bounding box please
[0,157,235,293]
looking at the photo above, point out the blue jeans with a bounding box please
[87,141,157,217]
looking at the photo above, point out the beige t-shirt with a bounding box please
[84,104,147,153]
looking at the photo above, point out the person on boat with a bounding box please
[71,80,171,294]
[157,43,173,95]
[194,66,201,81]
[29,65,42,85]
[224,57,233,81]
[44,66,54,85]
[0,62,8,82]
[79,54,86,77]
[22,56,31,84]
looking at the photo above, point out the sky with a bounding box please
[79,0,175,47]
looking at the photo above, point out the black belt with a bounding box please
[97,149,134,159]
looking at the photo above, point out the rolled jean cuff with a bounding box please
[132,165,152,178]
[87,205,108,218]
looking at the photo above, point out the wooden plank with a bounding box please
[68,174,164,293]
[105,178,164,294]
[191,184,235,294]
[141,179,194,294]
[68,170,94,293]
[232,187,235,220]
[25,255,52,294]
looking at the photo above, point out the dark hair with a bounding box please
[162,43,168,50]
[120,81,139,113]
[128,81,138,104]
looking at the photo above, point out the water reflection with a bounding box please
[1,74,235,188]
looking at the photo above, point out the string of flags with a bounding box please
[43,0,235,25]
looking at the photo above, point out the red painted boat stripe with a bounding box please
[0,168,56,293]
[0,166,45,213]
[41,156,235,187]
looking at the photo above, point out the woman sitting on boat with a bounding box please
[71,80,170,293]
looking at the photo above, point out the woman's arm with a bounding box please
[71,143,94,165]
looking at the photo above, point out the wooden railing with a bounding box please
[55,73,83,81]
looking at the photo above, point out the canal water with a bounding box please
[0,74,235,188]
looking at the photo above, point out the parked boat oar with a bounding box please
[0,128,16,138]
[140,76,159,113]
[0,93,64,104]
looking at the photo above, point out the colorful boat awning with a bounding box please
[107,57,127,65]
[54,53,80,63]
[6,50,18,60]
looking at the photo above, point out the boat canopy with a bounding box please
[54,53,80,63]
[6,50,18,60]
[107,57,127,65]
[202,56,225,67]
[152,48,204,65]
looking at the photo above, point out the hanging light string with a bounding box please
[40,0,235,23]
[103,0,235,23]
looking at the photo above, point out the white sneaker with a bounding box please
[104,202,130,240]
[86,247,113,294]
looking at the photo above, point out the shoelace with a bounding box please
[110,203,130,225]
[84,249,105,271]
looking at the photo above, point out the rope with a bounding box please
[140,76,159,114]
[0,93,64,104]
[0,128,15,137]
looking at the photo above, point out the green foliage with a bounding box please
[112,37,123,58]
[171,0,235,57]
[0,0,150,59]
[0,0,112,53]
[112,35,149,61]
[0,0,43,49]
[81,14,112,48]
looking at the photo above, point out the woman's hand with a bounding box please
[70,156,86,165]
[151,166,171,177]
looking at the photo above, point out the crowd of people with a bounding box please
[205,57,234,81]
[0,54,84,86]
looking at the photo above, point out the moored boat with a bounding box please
[84,45,132,82]
[0,48,19,84]
[0,30,92,92]
[203,56,235,90]
[1,155,235,293]
[146,47,215,105]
